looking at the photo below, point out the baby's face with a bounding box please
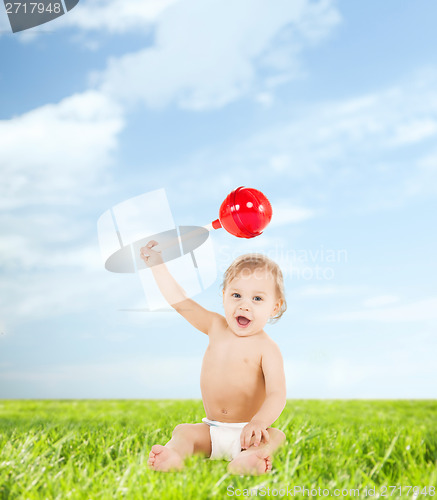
[223,268,282,337]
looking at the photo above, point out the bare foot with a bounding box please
[147,444,184,471]
[228,448,272,476]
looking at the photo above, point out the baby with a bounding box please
[140,241,287,475]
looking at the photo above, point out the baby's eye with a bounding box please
[253,296,263,302]
[232,293,241,299]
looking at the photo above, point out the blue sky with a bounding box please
[1,0,436,399]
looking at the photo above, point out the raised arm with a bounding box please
[140,241,218,335]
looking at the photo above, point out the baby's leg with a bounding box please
[228,427,286,476]
[148,423,211,472]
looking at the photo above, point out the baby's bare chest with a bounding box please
[202,339,262,373]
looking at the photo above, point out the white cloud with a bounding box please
[362,295,400,308]
[0,90,127,324]
[0,269,111,319]
[155,66,437,211]
[284,329,437,398]
[63,0,179,34]
[390,118,437,146]
[0,0,180,39]
[217,67,437,209]
[296,285,362,297]
[255,92,275,108]
[0,90,124,209]
[326,297,437,323]
[259,72,437,160]
[95,0,340,110]
[0,356,203,398]
[0,10,11,35]
[418,150,437,171]
[270,200,316,226]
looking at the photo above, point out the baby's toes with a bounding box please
[151,444,165,454]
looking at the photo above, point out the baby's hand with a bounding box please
[140,240,164,267]
[240,420,270,450]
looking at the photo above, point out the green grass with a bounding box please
[0,400,436,499]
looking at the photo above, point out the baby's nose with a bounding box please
[239,304,250,311]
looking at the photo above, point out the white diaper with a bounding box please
[202,417,248,461]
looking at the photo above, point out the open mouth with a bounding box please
[236,316,251,327]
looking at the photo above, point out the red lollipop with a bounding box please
[108,186,274,271]
[211,186,273,238]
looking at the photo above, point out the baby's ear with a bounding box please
[271,299,283,316]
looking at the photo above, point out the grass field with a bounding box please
[0,400,436,499]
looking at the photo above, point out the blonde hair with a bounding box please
[221,253,287,322]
